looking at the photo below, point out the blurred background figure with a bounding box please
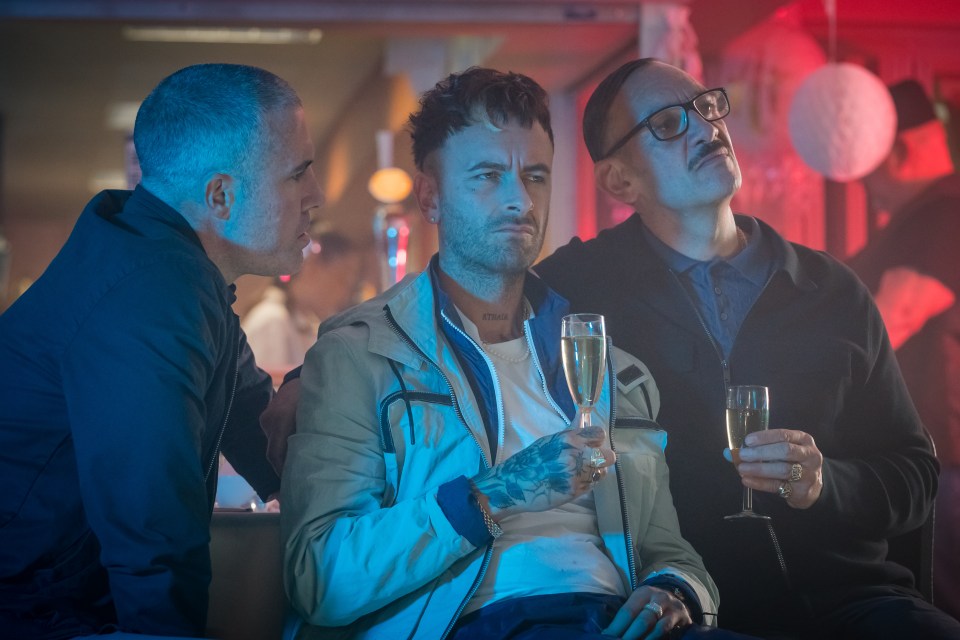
[848,79,960,621]
[242,231,363,385]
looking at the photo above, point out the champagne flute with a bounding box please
[724,385,771,520]
[561,314,607,468]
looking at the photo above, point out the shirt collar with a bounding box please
[640,214,778,287]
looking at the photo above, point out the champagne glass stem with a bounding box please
[743,487,753,513]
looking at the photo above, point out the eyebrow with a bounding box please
[524,163,551,174]
[465,161,551,174]
[648,88,709,115]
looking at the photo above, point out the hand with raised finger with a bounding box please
[728,427,824,509]
[471,426,616,520]
[602,586,692,639]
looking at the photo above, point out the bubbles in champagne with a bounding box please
[561,335,606,408]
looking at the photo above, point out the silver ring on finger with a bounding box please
[789,463,803,482]
[591,469,602,483]
[589,447,606,467]
[778,481,793,499]
[643,602,664,619]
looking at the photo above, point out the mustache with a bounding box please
[688,140,729,170]
[495,212,539,230]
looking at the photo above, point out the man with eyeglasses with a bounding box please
[536,58,960,638]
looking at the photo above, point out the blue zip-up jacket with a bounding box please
[282,259,717,639]
[0,187,279,638]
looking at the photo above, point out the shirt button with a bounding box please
[720,312,728,320]
[714,287,722,295]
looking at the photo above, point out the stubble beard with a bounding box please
[441,226,542,295]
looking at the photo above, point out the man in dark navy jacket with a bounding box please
[535,58,960,639]
[0,64,323,638]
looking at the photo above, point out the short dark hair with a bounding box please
[583,58,656,162]
[134,63,301,191]
[408,67,553,170]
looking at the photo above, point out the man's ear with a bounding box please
[594,158,640,205]
[413,171,440,224]
[204,173,235,220]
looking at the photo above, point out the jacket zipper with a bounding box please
[524,319,569,423]
[529,323,637,590]
[432,310,506,639]
[382,308,495,640]
[383,307,490,468]
[665,269,791,586]
[205,333,240,482]
[667,270,730,388]
[440,308,506,461]
[439,545,494,640]
[607,342,639,590]
[531,326,637,590]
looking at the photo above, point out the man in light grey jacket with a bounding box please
[281,67,742,640]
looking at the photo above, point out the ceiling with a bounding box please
[1,0,959,291]
[0,2,654,226]
[0,0,789,289]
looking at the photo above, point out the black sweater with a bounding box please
[536,213,937,632]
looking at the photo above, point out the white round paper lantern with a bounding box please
[788,62,896,182]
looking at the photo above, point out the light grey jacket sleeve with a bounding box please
[610,347,720,623]
[280,327,477,627]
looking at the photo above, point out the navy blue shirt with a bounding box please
[640,215,780,359]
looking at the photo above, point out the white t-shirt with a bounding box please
[455,306,625,615]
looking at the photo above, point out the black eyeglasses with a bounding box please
[600,88,730,159]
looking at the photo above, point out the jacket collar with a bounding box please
[425,254,566,341]
[623,212,817,293]
[318,255,577,417]
[86,186,235,301]
[91,186,205,249]
[424,256,577,421]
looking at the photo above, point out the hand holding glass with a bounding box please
[725,385,770,520]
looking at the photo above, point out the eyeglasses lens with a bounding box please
[695,90,729,121]
[649,108,685,140]
[650,89,730,141]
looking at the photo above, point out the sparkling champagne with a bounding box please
[724,385,770,520]
[561,335,606,409]
[726,407,768,465]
